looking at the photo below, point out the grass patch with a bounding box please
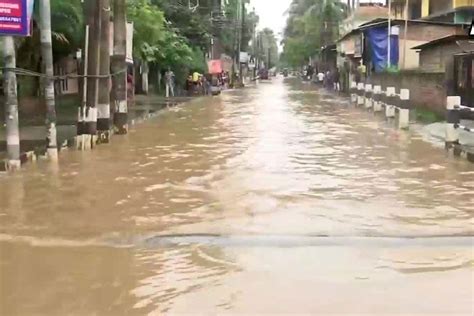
[414,108,444,124]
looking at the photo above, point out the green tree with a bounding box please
[255,28,278,69]
[15,0,84,70]
[281,0,348,68]
[127,0,166,63]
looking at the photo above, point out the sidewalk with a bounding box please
[423,120,474,150]
[1,94,198,161]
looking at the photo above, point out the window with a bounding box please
[457,58,468,89]
[410,0,422,19]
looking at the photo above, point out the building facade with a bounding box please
[391,0,474,23]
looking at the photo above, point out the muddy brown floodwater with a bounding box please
[0,78,473,315]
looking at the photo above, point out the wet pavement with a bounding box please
[0,77,473,315]
[0,96,184,159]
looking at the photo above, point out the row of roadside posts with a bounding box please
[349,81,474,160]
[350,82,410,130]
[446,96,474,156]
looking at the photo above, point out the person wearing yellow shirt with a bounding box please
[192,71,200,83]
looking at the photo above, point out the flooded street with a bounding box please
[1,78,473,315]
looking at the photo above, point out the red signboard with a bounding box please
[208,60,223,74]
[0,0,30,36]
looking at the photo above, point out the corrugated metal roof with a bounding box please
[411,35,472,50]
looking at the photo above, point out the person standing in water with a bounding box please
[165,68,175,98]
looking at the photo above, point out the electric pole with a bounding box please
[2,37,20,170]
[84,0,102,148]
[111,0,128,135]
[232,0,240,87]
[40,0,58,160]
[98,0,111,143]
[239,0,245,84]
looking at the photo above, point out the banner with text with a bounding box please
[0,0,33,37]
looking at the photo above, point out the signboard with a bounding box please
[469,20,474,37]
[239,52,249,63]
[248,56,255,69]
[126,22,133,64]
[109,22,135,64]
[207,59,223,74]
[220,54,233,72]
[0,0,33,36]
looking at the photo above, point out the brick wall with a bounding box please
[403,24,461,42]
[369,71,446,115]
[398,23,463,69]
[419,41,474,73]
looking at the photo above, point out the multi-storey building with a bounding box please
[391,0,474,23]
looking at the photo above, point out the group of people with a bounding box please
[162,68,233,97]
[185,72,207,95]
[315,69,341,92]
[306,60,367,94]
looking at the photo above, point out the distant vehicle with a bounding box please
[259,69,269,80]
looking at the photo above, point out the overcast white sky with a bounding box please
[250,0,292,44]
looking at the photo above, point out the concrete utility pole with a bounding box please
[232,0,240,86]
[2,37,21,170]
[387,0,392,68]
[253,18,257,79]
[84,0,102,148]
[98,0,111,143]
[268,47,271,70]
[77,25,90,150]
[111,0,128,135]
[403,0,410,69]
[40,0,58,160]
[239,0,245,84]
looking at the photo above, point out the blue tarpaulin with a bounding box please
[365,27,399,72]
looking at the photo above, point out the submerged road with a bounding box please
[0,77,473,315]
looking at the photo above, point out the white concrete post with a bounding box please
[357,82,365,107]
[398,88,410,129]
[350,81,357,104]
[446,96,461,145]
[365,84,373,109]
[373,85,382,112]
[385,87,396,119]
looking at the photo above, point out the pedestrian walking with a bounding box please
[333,68,341,92]
[307,65,314,81]
[325,70,332,90]
[192,71,201,94]
[317,71,325,85]
[165,68,175,98]
[204,74,212,95]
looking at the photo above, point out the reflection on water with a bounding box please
[0,78,473,315]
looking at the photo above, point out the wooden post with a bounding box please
[40,0,58,161]
[2,37,21,170]
[98,0,111,143]
[111,0,128,134]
